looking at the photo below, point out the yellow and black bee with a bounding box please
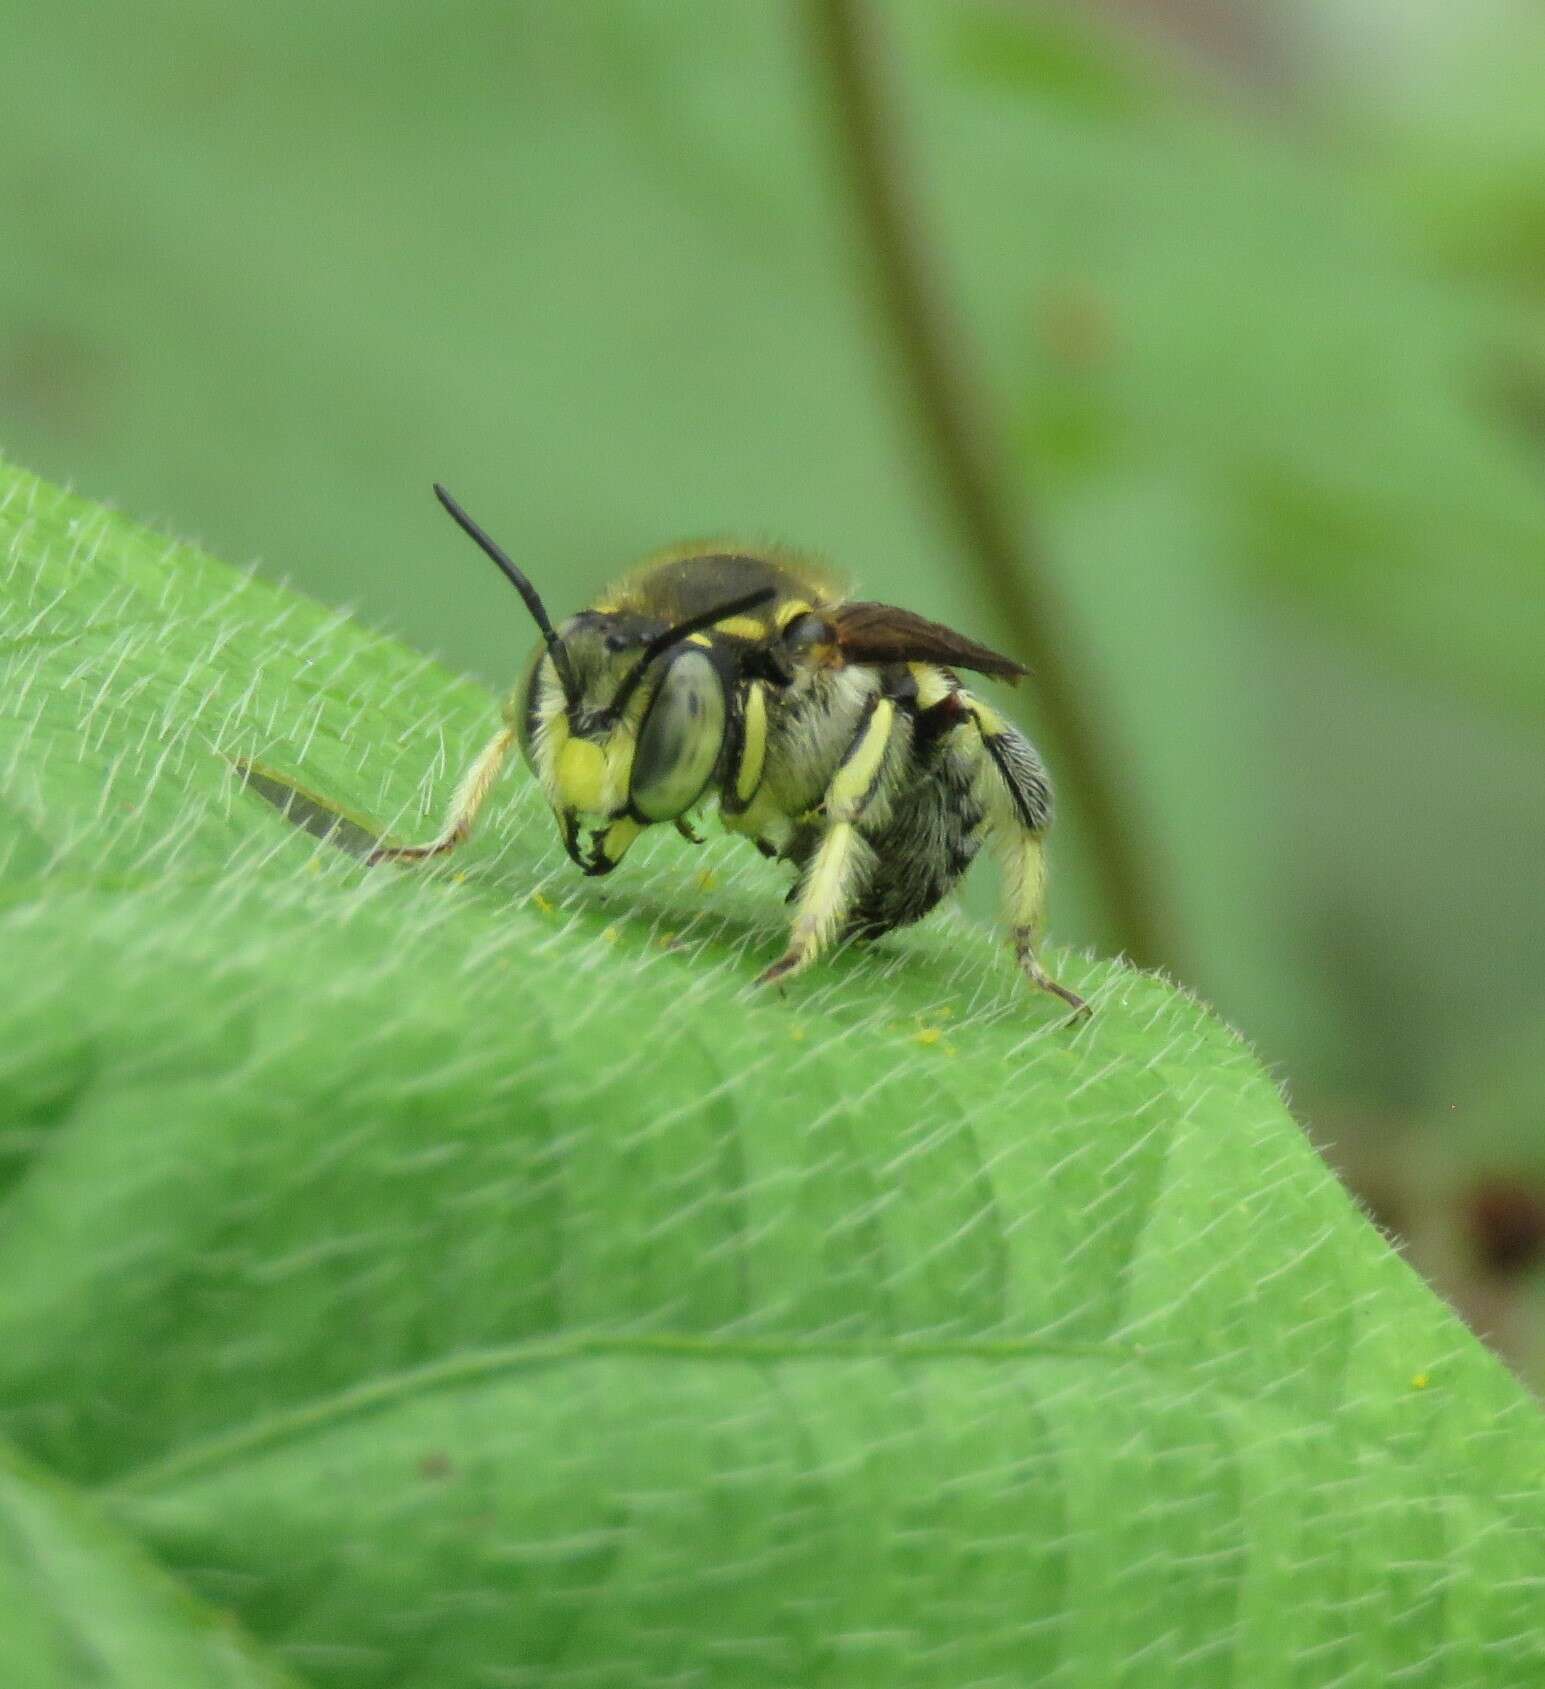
[373,486,1087,1016]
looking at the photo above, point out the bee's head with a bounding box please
[434,486,771,876]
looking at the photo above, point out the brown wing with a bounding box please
[830,601,1027,683]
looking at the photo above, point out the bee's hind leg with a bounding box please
[999,829,1090,1019]
[960,694,1089,1020]
[367,727,516,865]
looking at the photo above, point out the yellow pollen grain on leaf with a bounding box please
[1411,1372,1431,1390]
[602,925,621,945]
[912,1026,943,1047]
[305,856,321,876]
[693,868,718,891]
[789,1025,806,1042]
[529,891,555,914]
[452,871,467,885]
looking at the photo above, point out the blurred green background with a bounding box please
[4,0,1544,1380]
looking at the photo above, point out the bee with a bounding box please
[372,486,1088,1016]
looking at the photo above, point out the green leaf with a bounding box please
[3,457,1544,1686]
[0,1440,295,1688]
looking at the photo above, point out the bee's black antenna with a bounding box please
[433,484,581,710]
[608,586,778,720]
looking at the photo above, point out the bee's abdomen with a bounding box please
[840,743,985,938]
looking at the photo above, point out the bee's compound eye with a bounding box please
[630,648,726,822]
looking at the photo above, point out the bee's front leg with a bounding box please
[368,727,516,865]
[757,696,901,987]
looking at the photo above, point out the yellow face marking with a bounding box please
[828,698,895,818]
[736,681,768,804]
[601,816,643,863]
[776,599,814,629]
[713,614,770,639]
[556,737,609,813]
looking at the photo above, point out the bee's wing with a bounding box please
[830,602,1027,683]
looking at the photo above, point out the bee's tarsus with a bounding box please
[756,953,803,989]
[365,726,514,872]
[1013,932,1091,1022]
[367,839,454,866]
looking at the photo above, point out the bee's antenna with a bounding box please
[433,484,581,710]
[608,586,778,720]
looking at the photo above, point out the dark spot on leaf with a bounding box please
[235,759,384,859]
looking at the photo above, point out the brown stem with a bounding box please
[802,0,1173,972]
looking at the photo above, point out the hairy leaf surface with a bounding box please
[2,461,1543,1686]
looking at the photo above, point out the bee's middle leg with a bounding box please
[757,697,901,987]
[757,821,877,986]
